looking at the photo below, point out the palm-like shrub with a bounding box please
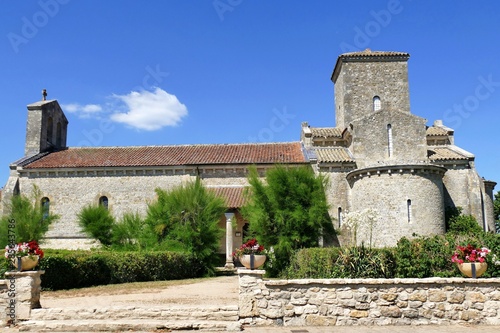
[0,185,58,245]
[77,204,115,246]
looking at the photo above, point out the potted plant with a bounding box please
[4,240,44,271]
[233,238,266,270]
[451,244,490,278]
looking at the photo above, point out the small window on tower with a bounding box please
[373,96,381,111]
[338,207,343,227]
[407,199,412,224]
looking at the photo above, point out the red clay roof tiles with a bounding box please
[23,142,306,169]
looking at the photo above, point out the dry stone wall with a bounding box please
[238,270,500,327]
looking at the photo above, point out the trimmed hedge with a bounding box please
[2,250,203,290]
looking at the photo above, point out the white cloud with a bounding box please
[109,88,188,131]
[62,103,103,118]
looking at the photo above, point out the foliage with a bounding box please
[145,178,226,276]
[111,212,157,250]
[394,236,456,278]
[233,238,265,257]
[33,249,203,290]
[451,244,491,264]
[77,204,116,246]
[447,213,483,234]
[241,165,335,277]
[4,240,44,259]
[0,185,58,246]
[285,246,395,279]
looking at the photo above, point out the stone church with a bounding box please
[1,50,496,252]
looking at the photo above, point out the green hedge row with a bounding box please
[285,233,500,279]
[2,250,204,290]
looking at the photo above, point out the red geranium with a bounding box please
[451,244,490,264]
[233,238,265,257]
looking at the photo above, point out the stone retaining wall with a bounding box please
[238,269,500,327]
[1,271,44,325]
[0,280,7,325]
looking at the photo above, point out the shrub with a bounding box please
[0,185,58,246]
[448,214,483,234]
[145,179,225,276]
[37,249,203,290]
[111,212,157,250]
[242,165,335,277]
[77,204,115,246]
[286,246,395,279]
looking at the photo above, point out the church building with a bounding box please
[1,50,496,251]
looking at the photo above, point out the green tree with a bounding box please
[145,178,226,275]
[241,165,335,276]
[77,204,115,246]
[0,185,58,245]
[111,212,157,250]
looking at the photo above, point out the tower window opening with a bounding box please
[407,199,412,224]
[387,124,393,157]
[373,96,381,111]
[338,207,343,227]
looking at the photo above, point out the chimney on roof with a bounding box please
[433,120,443,127]
[42,89,47,101]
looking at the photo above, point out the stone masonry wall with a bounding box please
[348,168,445,247]
[16,168,252,249]
[334,60,410,129]
[238,270,500,327]
[0,280,7,326]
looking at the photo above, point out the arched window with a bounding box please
[373,96,381,111]
[99,196,109,210]
[407,199,412,224]
[47,117,53,143]
[387,124,393,157]
[338,207,343,227]
[41,197,50,219]
[56,122,62,147]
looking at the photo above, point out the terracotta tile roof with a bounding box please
[315,147,354,163]
[426,126,451,136]
[210,187,247,208]
[428,147,471,161]
[22,142,306,169]
[310,127,343,138]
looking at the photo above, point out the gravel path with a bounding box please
[40,275,239,309]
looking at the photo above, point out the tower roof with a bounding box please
[331,49,410,82]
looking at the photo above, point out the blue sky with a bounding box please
[1,1,499,190]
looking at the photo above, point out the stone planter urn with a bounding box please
[12,255,39,271]
[457,262,487,278]
[239,254,266,270]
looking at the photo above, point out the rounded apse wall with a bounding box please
[346,165,446,247]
